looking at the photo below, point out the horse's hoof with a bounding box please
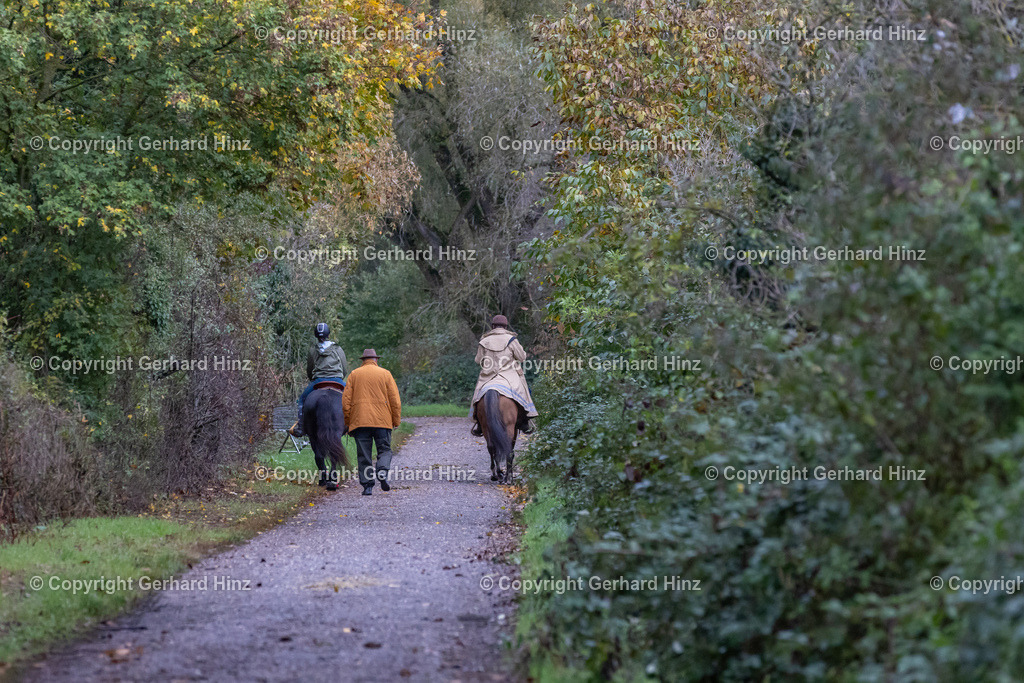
[490,475,498,481]
[325,482,338,491]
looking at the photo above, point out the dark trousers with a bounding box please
[352,427,392,485]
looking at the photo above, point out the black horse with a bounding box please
[302,384,349,490]
[475,389,521,484]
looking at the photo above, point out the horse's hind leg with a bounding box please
[502,448,513,484]
[500,421,517,484]
[505,440,517,485]
[312,444,328,486]
[489,445,500,481]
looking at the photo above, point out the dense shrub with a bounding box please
[2,201,292,532]
[517,0,1024,679]
[337,259,428,359]
[337,257,485,404]
[0,360,104,540]
[398,352,479,405]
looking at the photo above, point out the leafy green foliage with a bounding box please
[517,0,1024,679]
[398,352,478,405]
[338,259,428,356]
[0,0,442,530]
[1,0,440,365]
[336,258,479,403]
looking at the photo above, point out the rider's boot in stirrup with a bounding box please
[288,407,305,438]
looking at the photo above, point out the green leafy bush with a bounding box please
[337,259,428,359]
[398,352,479,406]
[517,0,1024,679]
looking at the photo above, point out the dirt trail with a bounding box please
[22,417,520,682]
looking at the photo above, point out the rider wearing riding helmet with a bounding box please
[288,322,349,438]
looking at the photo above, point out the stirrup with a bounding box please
[287,421,304,438]
[470,422,483,437]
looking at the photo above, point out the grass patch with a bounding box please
[393,421,416,447]
[0,517,224,667]
[0,421,419,673]
[0,478,312,671]
[402,403,466,418]
[512,476,584,682]
[516,478,570,575]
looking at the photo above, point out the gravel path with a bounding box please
[23,418,519,683]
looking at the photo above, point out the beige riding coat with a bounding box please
[470,328,538,416]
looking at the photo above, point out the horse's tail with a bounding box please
[484,390,511,465]
[314,391,350,469]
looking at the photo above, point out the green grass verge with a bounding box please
[402,403,466,417]
[0,516,226,666]
[512,476,590,682]
[0,421,419,673]
[0,478,310,671]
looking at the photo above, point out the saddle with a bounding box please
[312,380,344,393]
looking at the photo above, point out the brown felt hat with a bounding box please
[491,315,509,328]
[360,348,380,359]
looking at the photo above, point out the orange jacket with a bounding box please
[342,360,402,430]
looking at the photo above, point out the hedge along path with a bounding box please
[23,417,518,682]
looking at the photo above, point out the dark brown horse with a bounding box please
[475,389,521,484]
[302,384,349,490]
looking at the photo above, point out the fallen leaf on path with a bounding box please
[303,576,382,591]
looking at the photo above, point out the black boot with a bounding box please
[378,471,391,492]
[520,418,536,435]
[362,483,374,496]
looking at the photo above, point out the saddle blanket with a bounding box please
[469,381,536,417]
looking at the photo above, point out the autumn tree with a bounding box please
[526,0,769,339]
[387,0,561,330]
[0,0,441,367]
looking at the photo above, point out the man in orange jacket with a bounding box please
[342,349,402,496]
